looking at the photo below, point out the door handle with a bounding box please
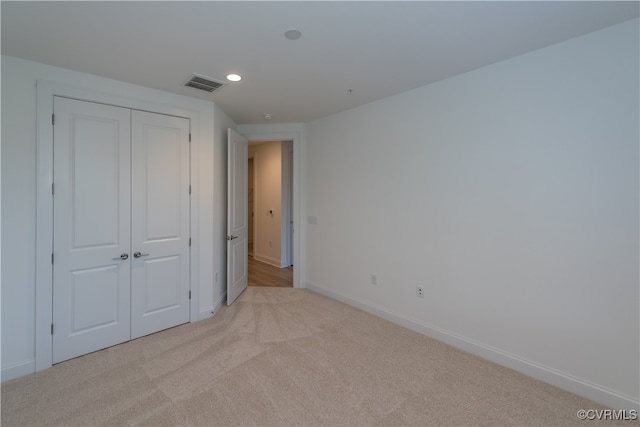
[226,235,238,241]
[113,253,129,261]
[133,251,150,258]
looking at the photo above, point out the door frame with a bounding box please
[239,131,302,288]
[35,81,200,372]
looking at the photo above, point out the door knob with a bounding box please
[133,251,150,258]
[226,235,238,241]
[113,253,129,261]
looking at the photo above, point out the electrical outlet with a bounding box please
[370,274,377,285]
[416,286,424,298]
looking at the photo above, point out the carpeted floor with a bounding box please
[1,288,625,426]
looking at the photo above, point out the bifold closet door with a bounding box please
[53,98,191,363]
[52,98,132,363]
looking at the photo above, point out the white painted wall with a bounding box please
[304,19,639,409]
[0,56,226,380]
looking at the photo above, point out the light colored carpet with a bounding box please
[1,288,625,426]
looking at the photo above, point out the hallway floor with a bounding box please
[248,256,293,287]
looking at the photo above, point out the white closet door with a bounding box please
[130,111,190,339]
[52,97,131,363]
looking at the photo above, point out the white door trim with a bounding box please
[35,81,200,372]
[239,131,303,288]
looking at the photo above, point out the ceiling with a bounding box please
[2,1,638,124]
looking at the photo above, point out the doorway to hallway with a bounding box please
[247,140,293,288]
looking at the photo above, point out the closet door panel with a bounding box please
[52,97,131,363]
[130,111,190,339]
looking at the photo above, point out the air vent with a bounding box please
[184,73,226,93]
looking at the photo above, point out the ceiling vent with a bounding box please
[184,73,226,93]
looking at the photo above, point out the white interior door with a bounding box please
[130,111,191,339]
[52,97,131,363]
[227,128,248,305]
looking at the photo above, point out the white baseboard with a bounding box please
[212,293,225,314]
[198,306,214,320]
[199,294,226,320]
[305,281,639,411]
[253,253,282,268]
[1,359,35,383]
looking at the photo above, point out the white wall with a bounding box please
[304,19,639,409]
[0,56,225,380]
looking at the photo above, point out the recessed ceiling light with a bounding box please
[226,74,242,82]
[264,114,272,120]
[284,29,302,40]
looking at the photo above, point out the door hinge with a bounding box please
[189,237,192,247]
[51,253,54,265]
[189,290,191,300]
[52,113,55,126]
[189,185,191,195]
[189,133,191,142]
[51,324,54,335]
[52,183,55,195]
